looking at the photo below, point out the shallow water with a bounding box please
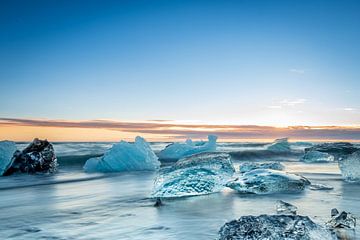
[1,142,360,239]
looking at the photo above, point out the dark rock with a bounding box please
[4,138,57,175]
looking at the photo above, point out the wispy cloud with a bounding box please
[343,108,356,111]
[289,68,306,74]
[268,99,307,109]
[1,118,359,140]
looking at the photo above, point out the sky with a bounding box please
[0,0,360,141]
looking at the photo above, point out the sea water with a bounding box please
[0,142,360,239]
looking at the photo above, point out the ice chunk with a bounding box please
[219,214,335,240]
[239,162,284,173]
[84,136,160,172]
[276,200,297,215]
[151,152,235,198]
[226,169,310,194]
[4,138,58,175]
[158,135,217,160]
[305,142,358,160]
[338,150,360,182]
[309,183,334,191]
[0,141,17,176]
[300,150,335,163]
[326,208,356,239]
[267,138,291,152]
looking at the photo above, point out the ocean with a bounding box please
[0,141,359,239]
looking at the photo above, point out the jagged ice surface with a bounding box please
[158,135,217,160]
[226,169,310,194]
[338,150,360,182]
[0,141,17,176]
[300,150,335,163]
[84,136,160,172]
[151,152,235,198]
[239,162,284,173]
[267,138,291,152]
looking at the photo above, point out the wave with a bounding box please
[229,150,303,161]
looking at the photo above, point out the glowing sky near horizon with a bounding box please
[0,0,359,140]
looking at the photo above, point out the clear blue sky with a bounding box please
[1,0,359,126]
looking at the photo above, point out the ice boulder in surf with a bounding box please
[0,141,17,176]
[300,150,335,163]
[84,136,160,172]
[158,135,217,160]
[239,162,284,173]
[338,150,360,182]
[305,142,358,160]
[226,169,310,194]
[218,214,335,240]
[267,138,291,152]
[4,138,58,175]
[151,152,235,198]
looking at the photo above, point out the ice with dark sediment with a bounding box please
[239,162,284,173]
[305,142,358,160]
[151,152,235,198]
[338,150,360,182]
[218,214,335,240]
[267,138,291,152]
[84,136,160,172]
[276,200,297,215]
[157,135,217,160]
[226,169,310,194]
[326,208,356,240]
[0,141,17,176]
[300,150,335,163]
[4,138,58,175]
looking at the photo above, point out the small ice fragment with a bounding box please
[267,138,291,152]
[158,135,217,160]
[239,162,284,173]
[84,136,160,172]
[276,200,297,215]
[326,209,356,239]
[309,183,334,191]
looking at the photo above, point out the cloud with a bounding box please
[343,108,356,111]
[0,118,360,140]
[289,69,305,74]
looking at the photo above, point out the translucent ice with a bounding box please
[326,208,356,239]
[267,138,291,152]
[158,135,217,160]
[276,200,297,215]
[338,150,360,182]
[151,152,235,198]
[309,183,334,191]
[226,169,310,194]
[84,136,160,172]
[0,141,17,176]
[300,150,335,163]
[239,162,284,173]
[219,214,335,240]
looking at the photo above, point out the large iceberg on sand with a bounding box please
[218,214,335,240]
[84,136,160,172]
[338,150,360,182]
[267,138,291,152]
[157,135,217,160]
[0,141,17,176]
[226,169,310,194]
[305,142,358,160]
[151,152,235,198]
[300,150,335,163]
[239,162,284,173]
[4,139,58,176]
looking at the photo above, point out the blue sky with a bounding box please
[1,0,359,127]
